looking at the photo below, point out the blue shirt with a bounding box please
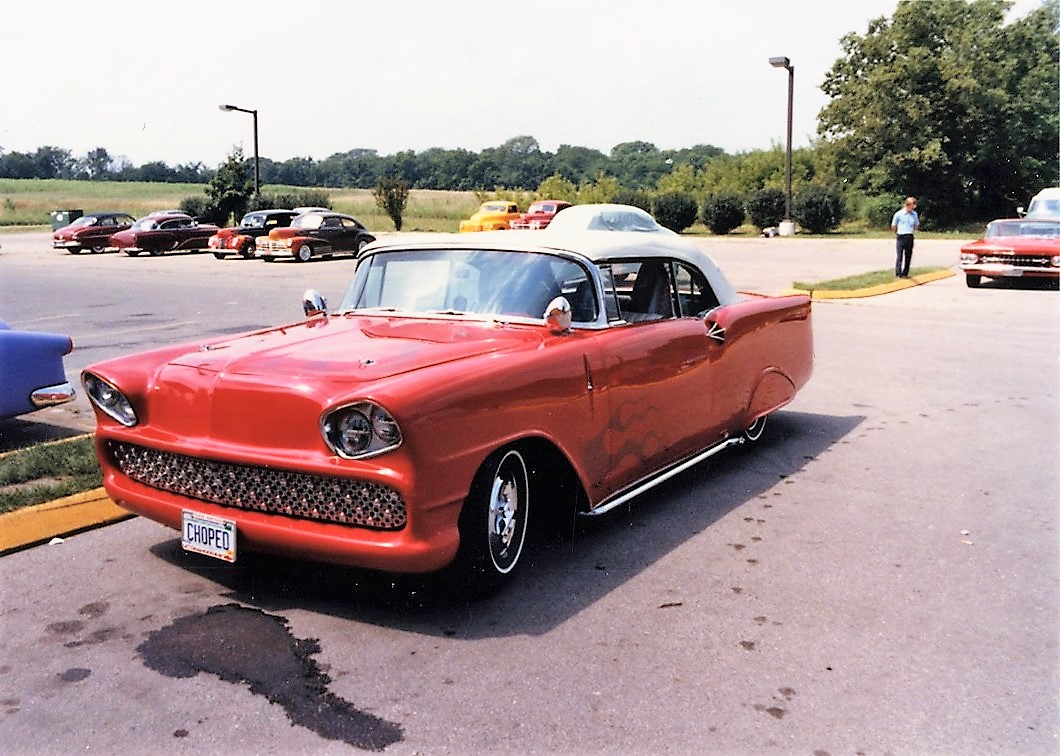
[891,208,919,235]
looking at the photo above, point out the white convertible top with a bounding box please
[362,230,741,307]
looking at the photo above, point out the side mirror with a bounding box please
[303,289,327,318]
[544,296,573,334]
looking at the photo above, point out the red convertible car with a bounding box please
[959,218,1060,288]
[108,213,220,256]
[82,230,813,593]
[52,212,136,254]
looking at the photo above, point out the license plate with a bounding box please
[1003,269,1024,277]
[182,511,237,562]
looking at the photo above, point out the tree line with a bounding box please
[3,0,1055,229]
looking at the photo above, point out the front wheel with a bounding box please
[125,249,141,257]
[88,245,105,254]
[295,244,312,263]
[454,448,531,594]
[213,252,227,260]
[240,240,256,259]
[965,275,981,288]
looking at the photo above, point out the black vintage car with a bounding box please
[255,212,376,262]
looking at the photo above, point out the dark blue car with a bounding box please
[0,319,75,419]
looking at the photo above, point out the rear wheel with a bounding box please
[454,448,531,595]
[68,247,82,255]
[125,250,140,257]
[213,252,226,260]
[296,244,313,262]
[261,255,274,263]
[88,245,105,254]
[965,275,981,288]
[743,414,768,443]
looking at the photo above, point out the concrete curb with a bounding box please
[783,268,957,299]
[0,267,958,556]
[0,487,132,555]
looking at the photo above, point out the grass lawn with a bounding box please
[792,266,947,291]
[0,436,102,514]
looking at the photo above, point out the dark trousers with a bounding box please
[895,234,914,277]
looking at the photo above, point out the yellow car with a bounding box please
[458,201,521,232]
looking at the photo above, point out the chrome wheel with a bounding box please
[456,447,532,592]
[486,450,529,574]
[296,244,312,262]
[743,414,768,443]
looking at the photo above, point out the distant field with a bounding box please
[0,178,481,233]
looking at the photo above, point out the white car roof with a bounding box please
[362,230,741,306]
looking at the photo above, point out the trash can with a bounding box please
[50,209,83,230]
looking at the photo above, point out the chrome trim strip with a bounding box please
[581,436,744,517]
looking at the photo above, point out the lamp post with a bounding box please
[218,103,259,196]
[768,56,794,235]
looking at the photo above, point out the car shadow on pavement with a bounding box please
[147,409,863,637]
[0,417,90,453]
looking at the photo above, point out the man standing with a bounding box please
[891,197,920,278]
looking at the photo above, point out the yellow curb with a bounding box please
[784,268,957,299]
[0,487,133,555]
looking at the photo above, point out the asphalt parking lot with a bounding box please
[0,232,1057,754]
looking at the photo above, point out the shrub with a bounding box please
[792,185,844,234]
[179,195,224,225]
[612,188,651,212]
[535,174,578,203]
[651,191,698,232]
[861,194,903,229]
[373,176,411,231]
[250,189,333,212]
[700,193,745,235]
[746,187,787,228]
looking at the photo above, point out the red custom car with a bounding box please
[52,212,136,254]
[83,226,812,594]
[255,211,375,262]
[207,209,299,259]
[509,200,572,230]
[109,213,220,256]
[959,218,1060,288]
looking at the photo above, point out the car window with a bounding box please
[294,214,324,230]
[606,260,676,323]
[341,218,360,229]
[673,262,721,316]
[100,217,115,226]
[344,249,594,321]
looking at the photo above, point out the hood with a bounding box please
[167,315,544,383]
[268,227,303,240]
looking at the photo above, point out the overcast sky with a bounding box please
[0,0,1044,167]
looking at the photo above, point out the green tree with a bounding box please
[818,0,1060,225]
[536,174,578,203]
[373,176,410,231]
[206,147,253,225]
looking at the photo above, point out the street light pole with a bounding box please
[768,56,794,234]
[218,104,260,196]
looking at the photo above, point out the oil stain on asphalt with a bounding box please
[137,603,403,751]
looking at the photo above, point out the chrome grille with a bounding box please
[979,253,1052,268]
[256,238,287,254]
[108,441,406,530]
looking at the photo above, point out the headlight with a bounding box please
[960,252,978,264]
[1051,255,1060,267]
[82,372,138,426]
[321,401,402,459]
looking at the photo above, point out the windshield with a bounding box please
[131,218,159,231]
[293,214,325,230]
[985,220,1060,238]
[240,213,265,229]
[341,249,594,320]
[69,216,98,228]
